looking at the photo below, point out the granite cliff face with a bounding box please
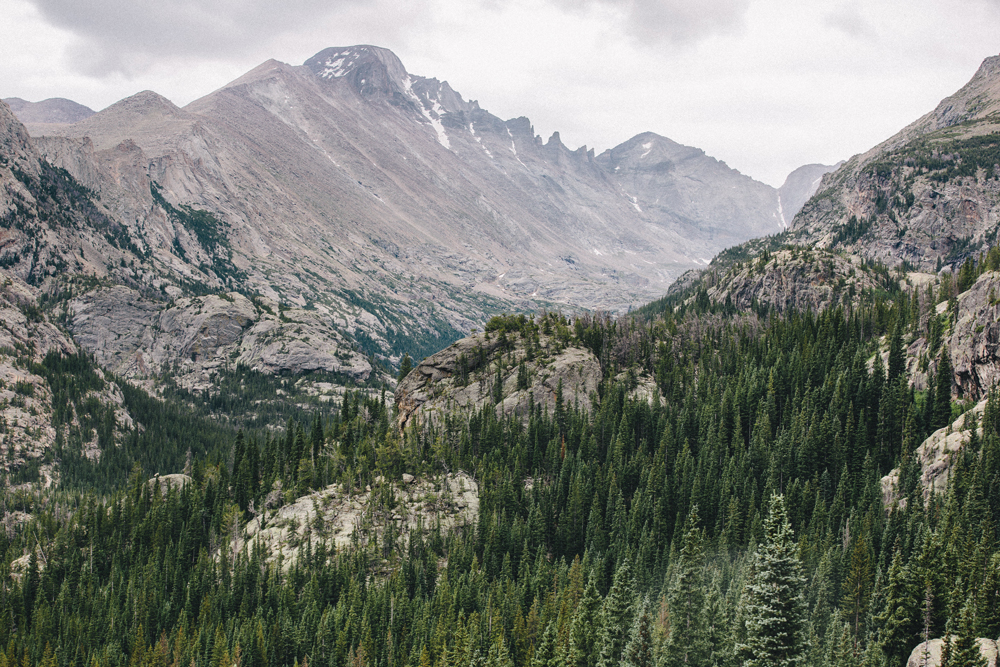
[68,288,372,392]
[880,399,987,509]
[792,55,1000,270]
[700,247,890,314]
[0,270,133,485]
[394,317,603,432]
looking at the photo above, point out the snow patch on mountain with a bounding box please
[506,128,528,169]
[403,76,450,150]
[469,123,493,158]
[319,51,360,79]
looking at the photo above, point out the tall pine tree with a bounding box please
[737,494,808,667]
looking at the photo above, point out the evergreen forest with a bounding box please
[2,260,999,667]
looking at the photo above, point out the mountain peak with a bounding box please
[304,45,410,99]
[2,97,95,125]
[103,90,183,116]
[922,52,1000,128]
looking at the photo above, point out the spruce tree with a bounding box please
[887,318,905,384]
[620,599,654,667]
[737,494,808,667]
[568,571,602,667]
[942,599,986,667]
[873,549,919,667]
[398,353,413,382]
[935,347,954,431]
[595,559,636,667]
[667,506,709,667]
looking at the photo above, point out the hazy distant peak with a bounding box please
[103,90,182,116]
[3,96,95,124]
[777,162,841,225]
[595,132,702,170]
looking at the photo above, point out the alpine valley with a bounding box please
[0,45,999,667]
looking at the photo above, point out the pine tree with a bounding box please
[942,599,986,667]
[935,347,954,431]
[666,506,709,667]
[873,549,919,667]
[595,559,636,667]
[532,622,556,667]
[398,354,413,382]
[620,599,654,667]
[887,318,905,384]
[568,572,602,667]
[737,494,808,667]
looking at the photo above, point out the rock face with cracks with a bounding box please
[703,247,889,314]
[881,399,986,509]
[239,472,478,565]
[0,270,133,485]
[68,287,372,393]
[792,55,1000,272]
[394,326,602,432]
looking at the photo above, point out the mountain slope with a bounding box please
[792,54,1000,269]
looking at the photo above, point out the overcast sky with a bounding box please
[2,0,998,186]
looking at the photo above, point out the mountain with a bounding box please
[13,45,795,388]
[4,48,1000,667]
[4,96,95,127]
[792,54,1000,269]
[777,162,840,228]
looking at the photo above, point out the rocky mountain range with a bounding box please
[2,45,829,391]
[3,45,1000,667]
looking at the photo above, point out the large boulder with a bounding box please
[881,399,986,509]
[907,637,999,667]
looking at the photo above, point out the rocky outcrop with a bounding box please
[907,637,999,667]
[792,56,1000,272]
[0,270,133,484]
[881,399,986,508]
[875,270,1000,401]
[241,472,478,565]
[704,247,888,314]
[395,324,602,432]
[69,288,373,392]
[948,271,1000,397]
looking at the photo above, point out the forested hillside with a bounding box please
[1,252,999,667]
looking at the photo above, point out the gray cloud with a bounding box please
[28,0,750,79]
[550,0,751,44]
[824,4,876,39]
[28,0,376,75]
